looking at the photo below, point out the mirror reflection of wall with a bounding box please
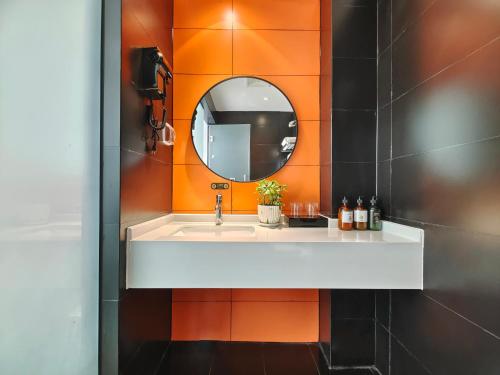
[191,77,298,182]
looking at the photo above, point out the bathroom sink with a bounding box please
[126,214,424,289]
[171,225,256,238]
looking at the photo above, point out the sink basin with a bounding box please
[172,225,256,238]
[126,214,424,289]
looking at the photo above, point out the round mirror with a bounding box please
[191,77,298,182]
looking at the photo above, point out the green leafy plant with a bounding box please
[256,179,287,207]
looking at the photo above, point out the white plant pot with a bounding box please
[257,205,281,224]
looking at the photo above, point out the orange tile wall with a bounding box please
[172,0,320,342]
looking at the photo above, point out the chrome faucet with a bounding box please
[215,194,223,225]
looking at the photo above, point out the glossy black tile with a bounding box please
[375,290,390,329]
[391,291,500,374]
[263,343,319,375]
[377,1,500,374]
[377,0,391,54]
[331,290,375,320]
[423,224,500,337]
[332,110,376,163]
[375,161,391,219]
[375,324,390,375]
[333,1,377,58]
[390,29,419,99]
[157,341,214,375]
[391,137,500,236]
[331,319,375,367]
[391,0,435,40]
[392,37,500,157]
[377,49,391,108]
[376,105,391,162]
[392,0,500,98]
[336,0,376,7]
[333,58,377,110]
[390,337,430,375]
[211,342,265,375]
[122,341,169,375]
[332,162,376,213]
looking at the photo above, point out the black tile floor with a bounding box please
[122,341,377,375]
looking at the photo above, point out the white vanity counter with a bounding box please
[126,214,423,290]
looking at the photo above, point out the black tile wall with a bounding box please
[391,37,500,158]
[377,0,391,54]
[331,290,375,319]
[329,0,377,218]
[332,162,376,212]
[333,1,377,58]
[391,0,435,41]
[390,26,420,100]
[376,106,391,162]
[376,1,500,374]
[377,49,391,108]
[375,161,391,217]
[332,110,376,163]
[323,3,378,364]
[392,1,500,99]
[391,138,500,235]
[332,59,377,110]
[331,319,375,367]
[320,290,376,369]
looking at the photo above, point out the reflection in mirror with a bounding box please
[191,77,298,182]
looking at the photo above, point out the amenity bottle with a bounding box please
[338,197,353,231]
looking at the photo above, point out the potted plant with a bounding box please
[256,179,287,225]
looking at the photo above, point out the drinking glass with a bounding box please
[306,202,319,217]
[289,202,303,217]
